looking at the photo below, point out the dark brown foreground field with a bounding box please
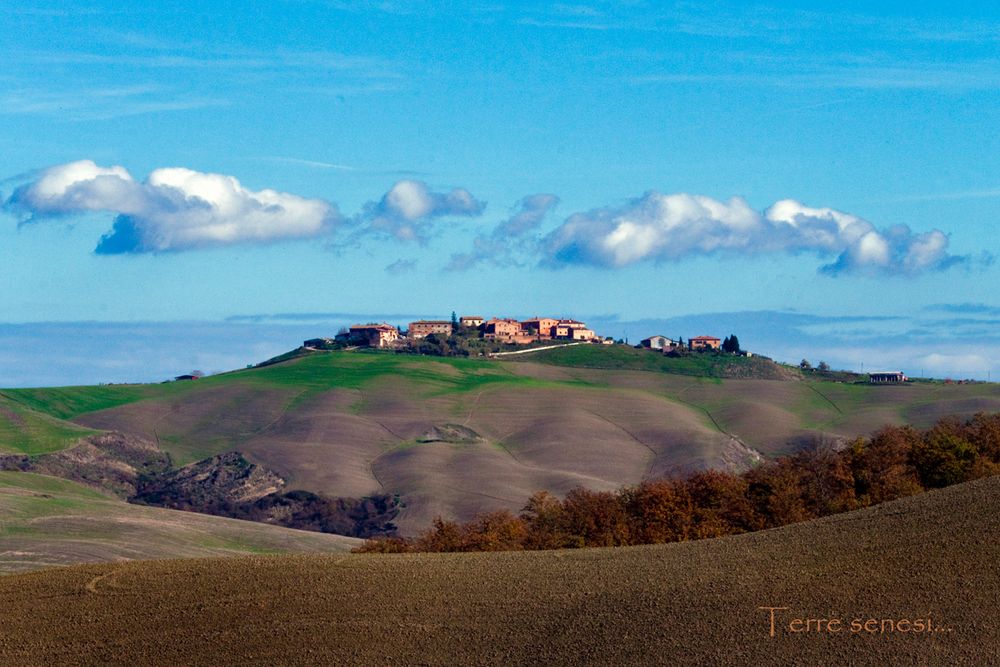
[2,476,998,666]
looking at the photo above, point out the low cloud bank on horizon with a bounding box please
[3,159,974,276]
[1,309,997,387]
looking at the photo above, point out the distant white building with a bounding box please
[639,335,676,350]
[869,371,908,384]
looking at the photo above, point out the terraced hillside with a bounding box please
[3,349,999,534]
[0,471,358,574]
[1,475,997,665]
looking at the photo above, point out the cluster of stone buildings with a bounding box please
[476,316,598,345]
[324,315,601,349]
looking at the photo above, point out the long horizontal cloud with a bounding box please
[4,160,340,253]
[354,179,485,242]
[542,192,967,276]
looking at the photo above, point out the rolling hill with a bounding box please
[0,471,358,574]
[2,348,999,534]
[0,473,997,665]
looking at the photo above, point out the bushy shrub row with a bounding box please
[356,413,1000,553]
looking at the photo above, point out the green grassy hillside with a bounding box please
[0,393,97,455]
[3,348,999,534]
[510,343,799,379]
[2,474,997,665]
[0,471,358,574]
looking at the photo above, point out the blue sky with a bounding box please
[2,1,999,384]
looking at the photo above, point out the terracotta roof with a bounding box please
[351,323,398,331]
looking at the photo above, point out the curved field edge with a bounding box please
[0,475,996,665]
[0,471,359,574]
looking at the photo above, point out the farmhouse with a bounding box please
[409,320,453,339]
[554,319,596,341]
[639,335,676,350]
[483,318,535,344]
[689,335,721,351]
[349,323,400,348]
[522,317,560,339]
[459,316,484,328]
[869,371,908,384]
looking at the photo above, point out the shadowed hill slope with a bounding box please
[1,475,997,665]
[0,472,358,574]
[4,350,1000,534]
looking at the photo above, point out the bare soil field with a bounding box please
[1,474,997,666]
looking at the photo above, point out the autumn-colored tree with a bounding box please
[460,511,528,551]
[684,469,756,537]
[520,491,580,549]
[790,441,858,516]
[561,488,630,547]
[967,412,1000,463]
[622,479,696,544]
[745,460,812,529]
[849,426,923,506]
[414,517,466,552]
[911,418,978,488]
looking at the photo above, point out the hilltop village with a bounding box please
[307,316,605,351]
[296,319,912,384]
[303,315,748,360]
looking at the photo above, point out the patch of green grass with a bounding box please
[0,471,109,499]
[1,383,190,421]
[0,397,97,455]
[237,350,553,399]
[0,472,115,533]
[511,344,791,379]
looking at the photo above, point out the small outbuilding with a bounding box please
[869,371,908,384]
[639,335,675,350]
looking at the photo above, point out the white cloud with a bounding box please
[5,160,340,253]
[917,352,993,378]
[355,179,485,241]
[10,160,139,214]
[543,191,965,276]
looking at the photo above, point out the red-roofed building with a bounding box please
[521,317,560,339]
[350,323,400,348]
[484,318,534,344]
[689,335,721,351]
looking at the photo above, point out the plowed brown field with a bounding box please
[2,475,998,666]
